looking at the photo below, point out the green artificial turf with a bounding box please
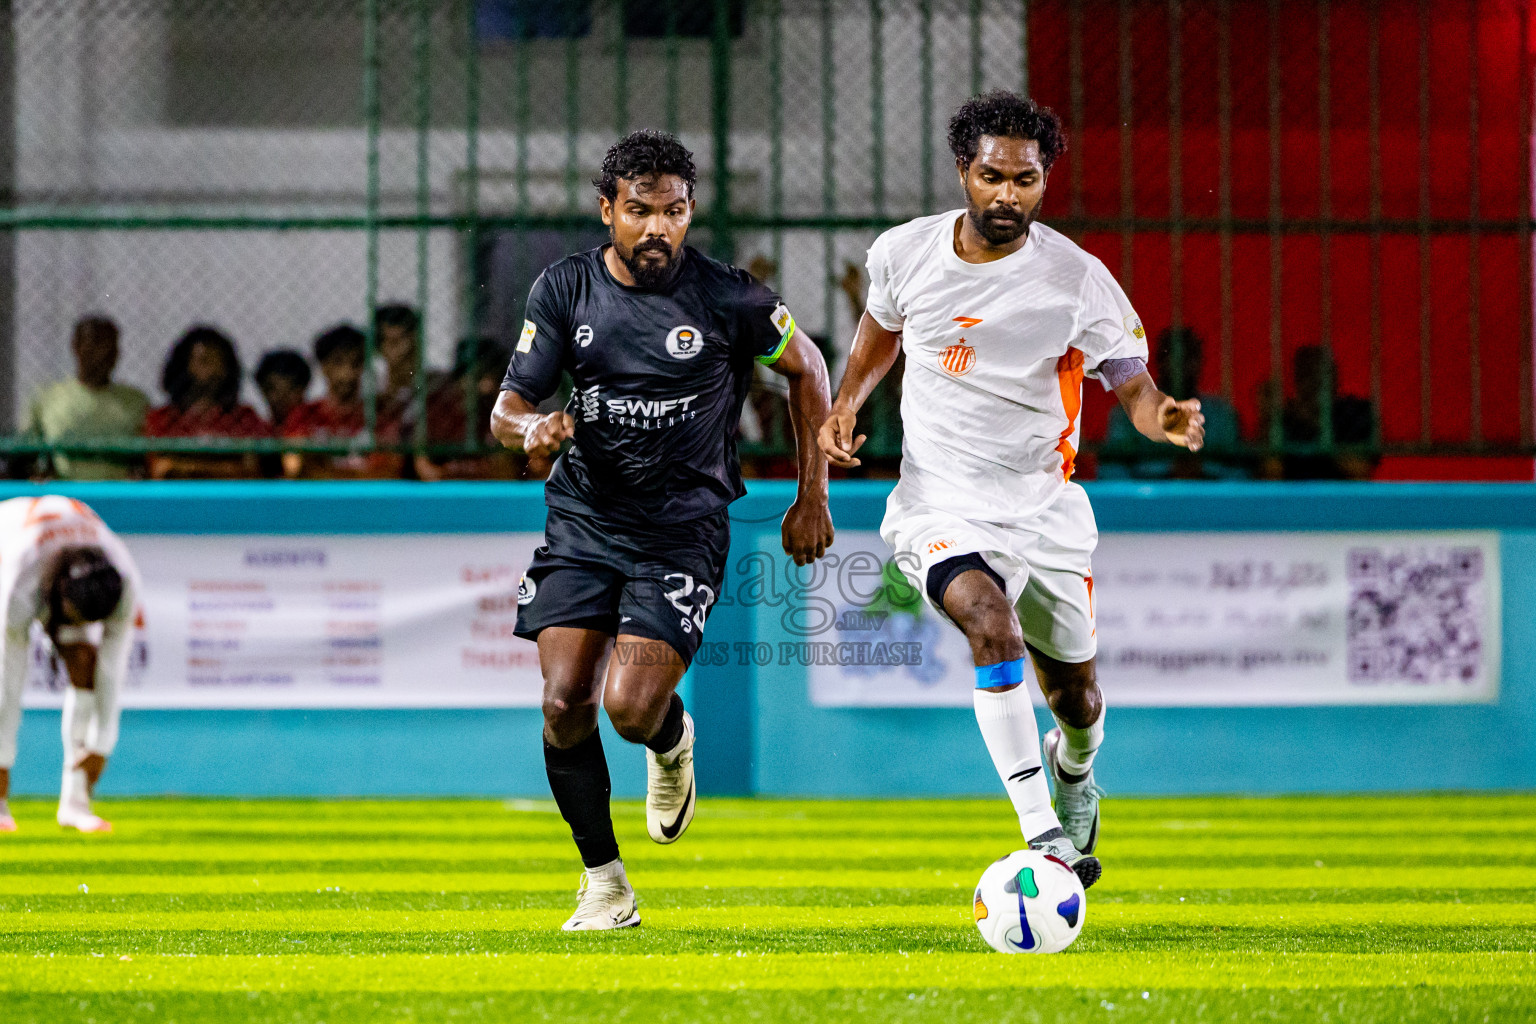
[1,793,1534,1022]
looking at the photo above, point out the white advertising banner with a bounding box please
[807,530,1500,708]
[17,528,1501,710]
[23,533,547,709]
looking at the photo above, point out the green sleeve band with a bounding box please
[757,318,795,365]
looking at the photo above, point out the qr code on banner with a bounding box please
[1346,547,1484,685]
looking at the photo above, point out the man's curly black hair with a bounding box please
[594,130,697,202]
[947,91,1067,172]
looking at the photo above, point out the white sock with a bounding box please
[60,766,90,811]
[974,685,1061,841]
[586,857,625,882]
[1053,706,1105,777]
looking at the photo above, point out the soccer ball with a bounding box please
[972,849,1086,954]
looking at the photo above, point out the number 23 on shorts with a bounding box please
[662,573,715,635]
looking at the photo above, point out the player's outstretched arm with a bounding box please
[1112,371,1206,451]
[765,328,835,566]
[490,390,575,459]
[818,312,903,468]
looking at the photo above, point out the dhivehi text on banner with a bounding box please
[805,530,1500,707]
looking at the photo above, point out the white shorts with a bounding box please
[880,482,1099,663]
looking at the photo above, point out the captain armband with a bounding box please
[758,302,797,365]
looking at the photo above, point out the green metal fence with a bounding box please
[1,0,1529,480]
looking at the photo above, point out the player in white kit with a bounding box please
[0,495,139,833]
[819,93,1204,887]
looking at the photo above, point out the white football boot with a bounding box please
[0,802,16,833]
[1042,727,1102,855]
[56,803,112,833]
[646,711,695,844]
[57,767,111,833]
[561,869,641,931]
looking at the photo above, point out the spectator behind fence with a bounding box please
[144,326,268,480]
[22,316,150,480]
[1100,327,1244,480]
[1259,345,1378,481]
[414,337,518,481]
[374,303,446,443]
[254,349,313,479]
[281,324,402,479]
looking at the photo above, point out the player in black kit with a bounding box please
[491,131,835,930]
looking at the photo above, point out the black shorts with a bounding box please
[514,505,730,667]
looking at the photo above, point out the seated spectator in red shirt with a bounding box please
[375,303,441,439]
[144,326,268,479]
[255,349,312,429]
[253,349,312,478]
[281,324,403,479]
[415,337,520,481]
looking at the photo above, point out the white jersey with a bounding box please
[0,496,139,767]
[866,212,1148,525]
[0,495,138,637]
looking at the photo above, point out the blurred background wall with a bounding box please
[2,0,1531,477]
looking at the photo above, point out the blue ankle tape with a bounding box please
[974,658,1026,689]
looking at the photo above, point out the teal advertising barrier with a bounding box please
[4,480,1534,797]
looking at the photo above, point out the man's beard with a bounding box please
[964,193,1042,246]
[616,236,682,290]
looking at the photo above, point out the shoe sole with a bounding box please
[57,820,111,833]
[1043,729,1100,856]
[1072,855,1102,890]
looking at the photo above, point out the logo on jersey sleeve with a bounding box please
[665,324,704,360]
[940,316,982,377]
[770,303,795,337]
[1123,314,1146,341]
[575,324,594,347]
[516,319,537,353]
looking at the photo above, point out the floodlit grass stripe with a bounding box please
[8,836,1535,864]
[5,865,1535,896]
[10,901,1536,934]
[2,952,1533,993]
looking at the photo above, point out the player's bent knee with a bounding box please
[542,699,598,747]
[961,602,1024,661]
[605,699,660,745]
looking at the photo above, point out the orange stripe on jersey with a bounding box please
[1085,574,1095,636]
[1054,347,1085,481]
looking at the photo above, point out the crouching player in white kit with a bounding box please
[0,496,139,833]
[819,93,1204,887]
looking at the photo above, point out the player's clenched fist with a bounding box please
[781,495,834,567]
[522,411,575,458]
[817,406,867,469]
[1159,396,1205,452]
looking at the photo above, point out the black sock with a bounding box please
[644,693,686,755]
[544,730,620,868]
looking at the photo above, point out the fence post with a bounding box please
[711,0,734,264]
[413,0,432,453]
[363,0,382,445]
[461,0,482,447]
[0,0,13,436]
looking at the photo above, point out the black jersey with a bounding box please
[502,245,796,526]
